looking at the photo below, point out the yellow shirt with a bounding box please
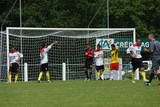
[110,49,119,63]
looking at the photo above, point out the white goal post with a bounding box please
[0,27,136,81]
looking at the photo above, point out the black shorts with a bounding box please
[85,59,93,69]
[10,63,19,72]
[131,58,143,71]
[41,63,49,72]
[151,57,160,70]
[96,65,104,72]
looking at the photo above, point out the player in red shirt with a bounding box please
[84,43,94,81]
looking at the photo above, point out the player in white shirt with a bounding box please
[94,44,104,80]
[8,46,23,83]
[38,41,57,83]
[126,39,147,83]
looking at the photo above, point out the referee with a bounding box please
[144,34,160,86]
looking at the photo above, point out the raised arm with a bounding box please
[46,41,58,52]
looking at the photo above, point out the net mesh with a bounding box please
[0,28,135,81]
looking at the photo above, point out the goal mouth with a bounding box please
[0,27,135,81]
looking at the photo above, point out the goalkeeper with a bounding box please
[38,41,57,83]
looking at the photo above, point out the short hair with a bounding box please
[136,38,141,41]
[149,33,155,38]
[86,43,90,46]
[111,44,115,47]
[97,44,101,47]
[9,45,14,49]
[41,42,46,48]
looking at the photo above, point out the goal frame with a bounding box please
[6,27,136,81]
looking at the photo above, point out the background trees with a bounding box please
[1,0,160,37]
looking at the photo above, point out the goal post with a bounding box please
[2,27,136,81]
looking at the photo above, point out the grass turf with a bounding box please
[0,80,159,107]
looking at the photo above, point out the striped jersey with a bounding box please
[8,51,23,64]
[126,43,142,58]
[40,45,52,64]
[94,49,104,66]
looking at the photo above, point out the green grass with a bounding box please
[0,80,159,107]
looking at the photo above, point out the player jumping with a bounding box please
[38,41,57,83]
[126,39,147,83]
[8,46,23,83]
[94,44,104,80]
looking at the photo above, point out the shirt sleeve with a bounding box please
[126,45,133,54]
[149,41,154,51]
[18,52,23,58]
[94,52,97,58]
[46,45,52,52]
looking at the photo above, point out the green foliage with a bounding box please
[1,0,160,37]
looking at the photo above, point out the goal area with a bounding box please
[0,27,135,81]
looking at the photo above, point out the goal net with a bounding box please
[0,28,135,81]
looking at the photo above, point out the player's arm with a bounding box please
[94,51,99,59]
[144,42,154,53]
[46,41,58,51]
[126,45,136,58]
[15,52,23,62]
[115,47,119,53]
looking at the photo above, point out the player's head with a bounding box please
[41,42,47,48]
[136,39,141,46]
[86,43,91,49]
[111,44,116,50]
[97,44,101,50]
[148,33,155,41]
[10,46,15,52]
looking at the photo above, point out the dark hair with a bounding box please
[111,44,115,47]
[86,43,90,46]
[149,33,155,38]
[97,44,101,47]
[136,38,141,41]
[9,45,14,50]
[41,42,46,48]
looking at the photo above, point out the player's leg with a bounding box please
[96,66,103,80]
[38,64,44,82]
[38,71,43,82]
[145,58,156,86]
[131,58,137,83]
[140,67,147,81]
[99,65,104,78]
[115,63,120,80]
[89,60,93,80]
[14,63,19,83]
[84,60,89,81]
[157,70,160,86]
[88,68,92,80]
[8,64,12,83]
[8,71,12,83]
[156,58,160,85]
[46,71,51,83]
[109,63,114,80]
[131,69,136,83]
[96,66,100,80]
[44,63,51,82]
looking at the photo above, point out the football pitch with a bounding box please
[0,80,159,107]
